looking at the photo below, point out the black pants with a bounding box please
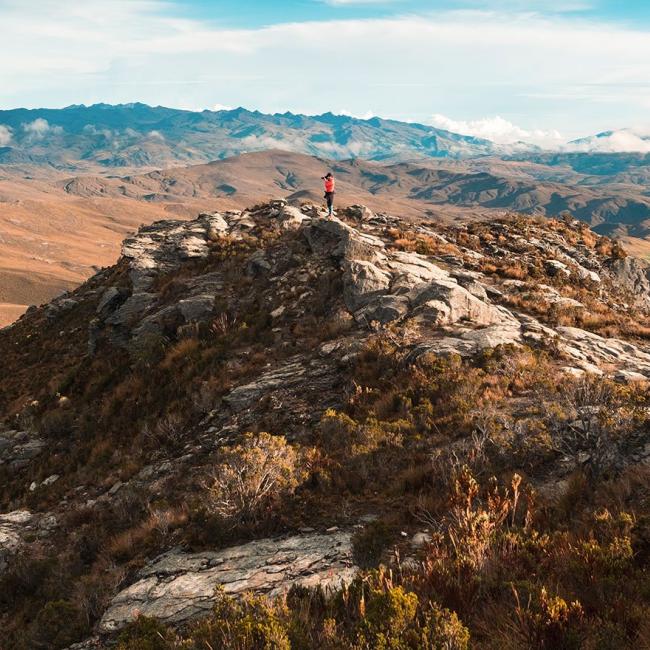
[325,192,334,212]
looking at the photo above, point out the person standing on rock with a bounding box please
[322,172,335,217]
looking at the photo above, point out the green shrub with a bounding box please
[512,587,584,650]
[352,520,396,568]
[116,616,176,650]
[337,572,470,650]
[419,604,470,650]
[187,589,290,650]
[207,432,302,526]
[32,599,89,649]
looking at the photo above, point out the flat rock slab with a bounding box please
[556,326,650,377]
[223,357,338,415]
[100,530,357,633]
[0,510,56,574]
[0,430,46,468]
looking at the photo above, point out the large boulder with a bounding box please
[279,205,310,230]
[346,205,375,221]
[122,216,216,290]
[304,217,385,262]
[0,430,46,469]
[607,257,650,304]
[556,326,650,377]
[0,510,56,574]
[343,260,392,311]
[100,530,357,633]
[355,295,410,325]
[411,280,514,327]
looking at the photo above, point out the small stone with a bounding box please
[108,481,123,496]
[545,259,570,277]
[411,532,432,548]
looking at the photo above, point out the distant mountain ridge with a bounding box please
[0,103,508,169]
[0,103,514,171]
[564,128,650,154]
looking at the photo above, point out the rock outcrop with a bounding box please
[100,530,356,633]
[0,510,56,573]
[0,429,46,469]
[69,204,650,382]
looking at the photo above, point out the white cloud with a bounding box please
[22,118,62,138]
[337,109,375,120]
[0,125,12,146]
[428,114,563,147]
[212,103,233,112]
[564,129,650,153]
[82,124,113,138]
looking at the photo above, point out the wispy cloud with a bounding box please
[565,129,650,153]
[428,114,563,146]
[337,109,376,119]
[0,125,12,146]
[22,118,63,139]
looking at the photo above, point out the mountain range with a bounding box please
[1,104,649,174]
[0,103,510,171]
[62,150,650,238]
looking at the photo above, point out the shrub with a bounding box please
[337,571,470,650]
[419,603,470,650]
[188,589,291,650]
[32,599,89,649]
[207,432,302,526]
[512,587,584,649]
[38,407,76,440]
[357,581,419,648]
[141,412,188,451]
[116,616,176,650]
[352,520,396,568]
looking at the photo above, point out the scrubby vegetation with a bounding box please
[2,207,650,648]
[5,330,649,648]
[115,462,650,649]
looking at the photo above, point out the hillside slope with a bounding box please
[1,202,650,648]
[63,150,650,236]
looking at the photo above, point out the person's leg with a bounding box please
[326,193,333,215]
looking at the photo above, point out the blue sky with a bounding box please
[173,1,650,29]
[1,0,650,146]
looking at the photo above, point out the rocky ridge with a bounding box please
[65,200,650,382]
[2,200,650,647]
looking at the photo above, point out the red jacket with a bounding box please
[324,177,335,192]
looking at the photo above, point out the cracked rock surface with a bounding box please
[100,530,356,632]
